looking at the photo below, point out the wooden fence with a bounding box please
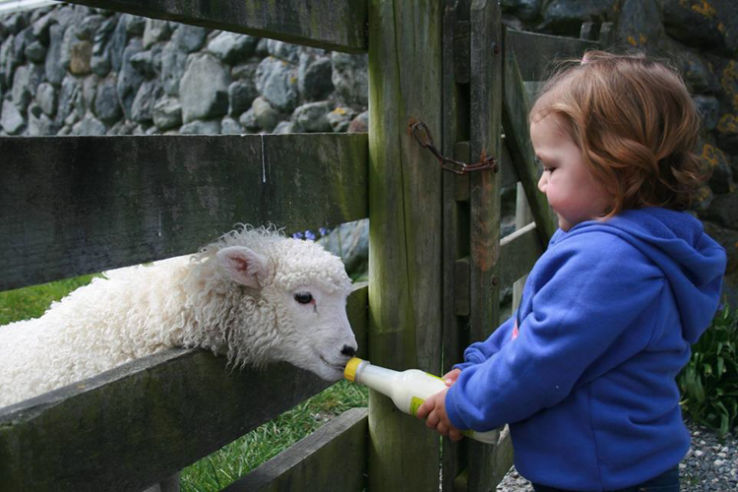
[0,1,599,490]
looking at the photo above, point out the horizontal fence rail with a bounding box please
[227,407,368,492]
[0,283,367,491]
[61,0,368,53]
[498,222,541,288]
[0,0,59,14]
[0,133,368,291]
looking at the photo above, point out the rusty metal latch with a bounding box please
[408,118,497,175]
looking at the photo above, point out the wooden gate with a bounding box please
[0,1,600,490]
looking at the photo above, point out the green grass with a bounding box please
[0,275,98,324]
[0,275,368,490]
[179,381,368,491]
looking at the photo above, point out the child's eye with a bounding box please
[535,157,554,173]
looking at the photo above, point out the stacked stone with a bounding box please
[0,4,368,138]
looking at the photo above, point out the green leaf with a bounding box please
[720,414,729,437]
[678,303,738,434]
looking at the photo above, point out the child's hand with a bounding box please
[415,388,464,441]
[442,368,461,386]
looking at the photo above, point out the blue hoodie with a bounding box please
[445,208,726,490]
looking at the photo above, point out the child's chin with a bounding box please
[557,217,572,231]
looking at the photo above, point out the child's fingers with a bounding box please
[435,421,448,435]
[448,428,463,442]
[443,368,462,386]
[415,400,432,419]
[416,389,445,419]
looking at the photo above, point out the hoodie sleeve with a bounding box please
[452,316,516,371]
[445,231,665,431]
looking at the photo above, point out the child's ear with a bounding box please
[216,246,268,288]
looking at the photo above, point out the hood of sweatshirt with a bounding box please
[557,207,726,343]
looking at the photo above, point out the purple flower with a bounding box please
[304,230,316,241]
[292,232,304,239]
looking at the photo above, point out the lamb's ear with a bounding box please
[216,246,268,289]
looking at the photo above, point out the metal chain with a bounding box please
[408,118,497,175]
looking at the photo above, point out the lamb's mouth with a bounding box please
[319,355,345,372]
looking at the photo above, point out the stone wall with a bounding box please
[0,1,736,299]
[0,4,369,138]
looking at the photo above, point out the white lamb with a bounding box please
[0,226,358,409]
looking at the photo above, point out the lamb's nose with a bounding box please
[341,345,356,357]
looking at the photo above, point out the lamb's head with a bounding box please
[215,231,357,381]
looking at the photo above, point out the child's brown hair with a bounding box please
[530,50,705,217]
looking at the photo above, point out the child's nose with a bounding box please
[537,172,547,192]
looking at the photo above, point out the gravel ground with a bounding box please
[496,421,737,491]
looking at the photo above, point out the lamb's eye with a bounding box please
[294,292,313,304]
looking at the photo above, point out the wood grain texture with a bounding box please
[499,222,542,288]
[502,37,557,245]
[226,408,367,492]
[468,0,502,345]
[367,0,444,490]
[466,1,505,489]
[62,0,368,53]
[441,3,468,487]
[0,134,367,291]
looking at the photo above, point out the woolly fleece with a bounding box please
[0,226,357,408]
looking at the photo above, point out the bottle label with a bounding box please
[410,396,425,416]
[426,372,444,382]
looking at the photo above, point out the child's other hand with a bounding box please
[415,388,464,441]
[442,368,461,386]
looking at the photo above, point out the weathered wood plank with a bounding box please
[507,29,599,81]
[513,184,534,310]
[499,136,519,188]
[226,407,367,492]
[502,34,557,245]
[0,284,367,491]
[468,0,502,352]
[490,426,515,487]
[454,426,514,490]
[441,3,468,488]
[499,222,542,289]
[348,282,369,358]
[62,0,368,53]
[466,1,504,489]
[367,0,444,490]
[0,133,368,291]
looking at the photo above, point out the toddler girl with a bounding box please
[417,51,727,491]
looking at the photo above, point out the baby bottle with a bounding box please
[344,357,497,444]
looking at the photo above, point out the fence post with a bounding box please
[465,1,505,488]
[441,0,505,489]
[367,0,444,490]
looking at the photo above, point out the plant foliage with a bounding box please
[678,304,738,437]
